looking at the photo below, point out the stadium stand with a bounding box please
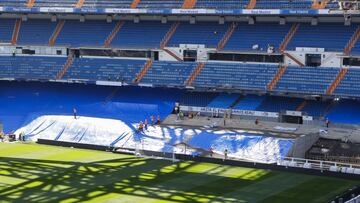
[63,57,146,82]
[233,95,266,110]
[111,21,170,49]
[17,19,56,45]
[0,55,66,80]
[33,0,77,7]
[273,66,340,95]
[224,23,291,52]
[207,93,240,108]
[0,0,27,7]
[167,22,228,48]
[195,0,249,9]
[82,0,133,8]
[141,61,196,86]
[179,91,219,106]
[327,100,360,124]
[137,0,183,9]
[333,68,360,97]
[302,100,331,117]
[55,20,114,47]
[0,19,15,43]
[256,96,302,112]
[192,62,279,90]
[287,23,358,52]
[255,0,313,9]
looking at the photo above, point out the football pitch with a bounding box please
[0,143,358,203]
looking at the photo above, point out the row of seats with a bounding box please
[141,61,196,86]
[64,57,147,83]
[0,19,359,53]
[192,62,279,90]
[0,55,359,98]
[334,68,360,97]
[0,0,340,9]
[0,55,66,80]
[274,66,340,95]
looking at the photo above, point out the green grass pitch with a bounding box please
[0,142,358,203]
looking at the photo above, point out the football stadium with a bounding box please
[0,0,360,202]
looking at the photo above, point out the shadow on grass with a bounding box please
[0,156,272,203]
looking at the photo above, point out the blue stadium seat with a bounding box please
[55,20,114,47]
[224,23,291,52]
[63,57,146,83]
[18,19,56,45]
[287,23,357,52]
[192,62,278,91]
[333,68,360,97]
[141,61,196,86]
[180,92,219,106]
[111,21,170,49]
[255,0,313,9]
[207,93,240,108]
[0,55,66,80]
[0,19,15,43]
[167,22,228,48]
[256,96,302,112]
[137,0,183,9]
[327,100,360,124]
[274,66,339,95]
[83,0,132,8]
[233,95,266,111]
[195,0,249,9]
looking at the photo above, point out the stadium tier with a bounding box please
[1,54,360,98]
[0,0,336,9]
[192,63,278,90]
[0,19,357,53]
[273,66,340,95]
[63,57,146,82]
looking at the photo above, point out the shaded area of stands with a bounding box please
[0,81,182,132]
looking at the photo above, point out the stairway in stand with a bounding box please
[104,21,125,48]
[182,0,197,9]
[326,68,349,95]
[11,19,21,45]
[217,22,238,50]
[160,22,180,49]
[185,63,205,86]
[267,65,288,91]
[75,0,85,8]
[56,54,75,80]
[344,26,360,55]
[134,59,153,83]
[48,20,65,46]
